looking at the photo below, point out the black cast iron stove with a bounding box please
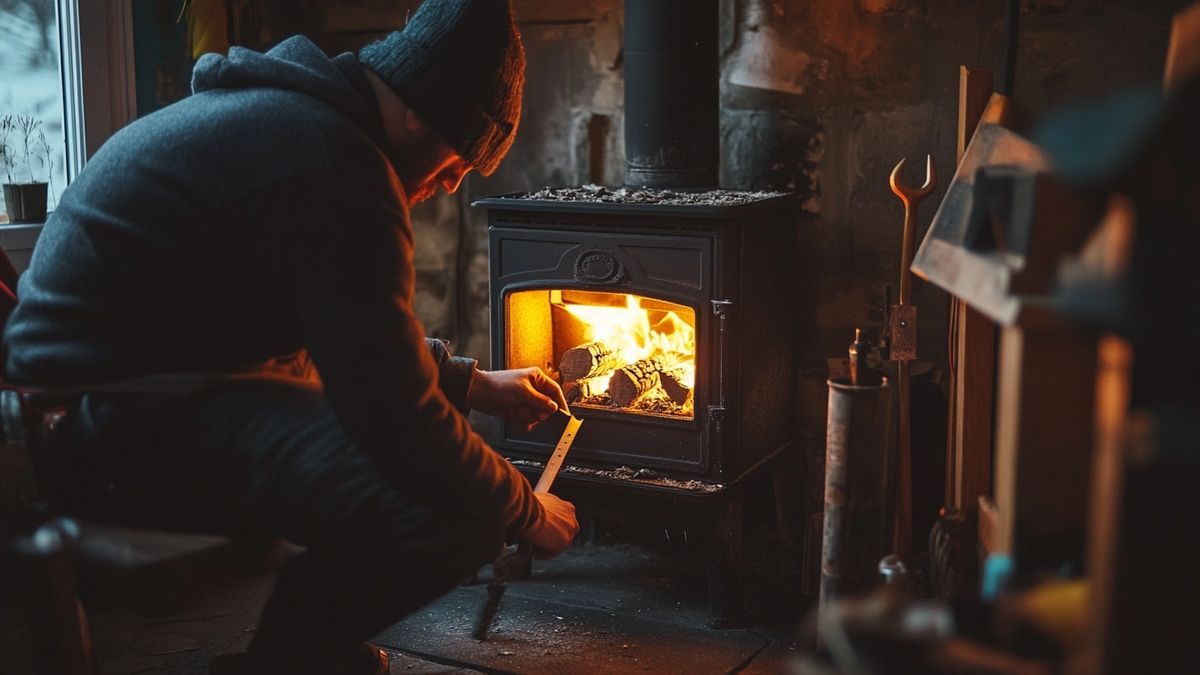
[472,187,797,624]
[471,0,799,625]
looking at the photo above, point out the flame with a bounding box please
[588,371,614,392]
[561,294,695,414]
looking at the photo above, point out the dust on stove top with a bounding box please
[509,184,787,206]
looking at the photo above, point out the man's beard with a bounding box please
[386,136,444,205]
[403,176,438,204]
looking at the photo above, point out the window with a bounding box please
[0,0,135,222]
[0,0,67,215]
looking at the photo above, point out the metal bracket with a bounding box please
[889,304,918,361]
[708,405,727,437]
[711,299,733,317]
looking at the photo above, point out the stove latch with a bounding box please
[709,299,733,440]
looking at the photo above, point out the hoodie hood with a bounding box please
[192,36,381,142]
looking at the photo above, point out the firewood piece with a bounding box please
[564,376,606,403]
[660,366,693,405]
[607,357,666,407]
[559,341,623,382]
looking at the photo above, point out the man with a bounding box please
[2,1,577,673]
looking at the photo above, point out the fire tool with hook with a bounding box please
[888,154,936,563]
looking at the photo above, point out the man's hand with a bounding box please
[467,367,570,431]
[523,492,579,559]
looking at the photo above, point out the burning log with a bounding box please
[659,366,693,405]
[564,376,607,403]
[559,341,624,382]
[607,357,666,407]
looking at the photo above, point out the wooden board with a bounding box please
[1165,1,1200,90]
[992,322,1097,561]
[1080,335,1132,674]
[949,301,996,517]
[945,66,996,521]
[956,67,994,164]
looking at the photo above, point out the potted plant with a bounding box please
[1,114,50,224]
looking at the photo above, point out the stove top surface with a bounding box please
[474,185,796,217]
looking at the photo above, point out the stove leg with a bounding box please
[706,484,745,629]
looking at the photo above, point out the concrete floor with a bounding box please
[2,535,809,674]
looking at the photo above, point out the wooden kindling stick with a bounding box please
[472,410,582,641]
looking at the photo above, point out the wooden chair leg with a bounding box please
[15,517,99,675]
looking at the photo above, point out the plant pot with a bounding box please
[3,182,49,224]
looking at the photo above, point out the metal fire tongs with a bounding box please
[472,409,582,641]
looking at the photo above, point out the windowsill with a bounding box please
[0,209,50,228]
[0,220,46,273]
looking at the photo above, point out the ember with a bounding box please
[511,184,787,206]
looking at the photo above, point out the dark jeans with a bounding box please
[43,377,502,674]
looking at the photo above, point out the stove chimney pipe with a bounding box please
[623,0,719,188]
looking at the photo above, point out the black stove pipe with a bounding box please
[623,0,719,188]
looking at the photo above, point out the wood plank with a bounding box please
[1080,335,1132,675]
[1078,334,1200,674]
[991,326,1023,555]
[1164,1,1200,90]
[945,66,996,522]
[956,67,993,164]
[977,496,1000,555]
[992,324,1097,562]
[979,92,1013,128]
[951,302,996,516]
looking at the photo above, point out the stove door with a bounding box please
[487,226,715,475]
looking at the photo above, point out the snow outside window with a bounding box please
[0,0,67,217]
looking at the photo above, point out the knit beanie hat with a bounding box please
[359,0,525,176]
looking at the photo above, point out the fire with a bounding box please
[560,294,695,416]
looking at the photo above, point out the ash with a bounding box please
[576,393,690,418]
[509,459,724,494]
[514,184,787,206]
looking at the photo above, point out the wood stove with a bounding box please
[472,187,798,624]
[467,0,799,625]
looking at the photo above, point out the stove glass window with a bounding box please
[506,290,696,420]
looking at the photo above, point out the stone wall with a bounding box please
[418,0,1181,387]
[410,0,1186,558]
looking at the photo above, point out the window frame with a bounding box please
[59,0,137,181]
[1,2,136,266]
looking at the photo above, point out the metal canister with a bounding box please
[820,376,893,613]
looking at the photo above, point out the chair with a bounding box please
[0,248,279,675]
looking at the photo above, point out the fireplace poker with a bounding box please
[472,409,583,641]
[888,155,937,562]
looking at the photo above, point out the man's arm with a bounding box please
[467,366,569,431]
[424,337,475,413]
[277,168,543,540]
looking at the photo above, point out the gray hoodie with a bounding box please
[3,36,540,538]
